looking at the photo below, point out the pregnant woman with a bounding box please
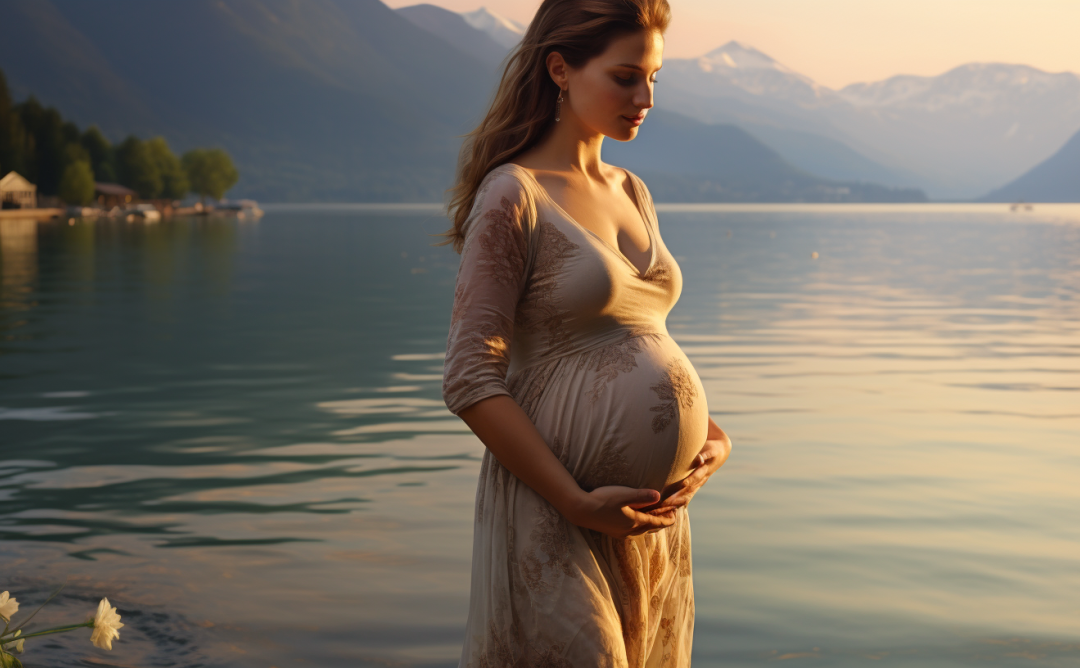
[437,0,732,665]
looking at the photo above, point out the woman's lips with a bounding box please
[623,112,646,126]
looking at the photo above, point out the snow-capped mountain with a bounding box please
[839,63,1080,111]
[659,47,1080,198]
[459,7,523,49]
[664,41,836,109]
[827,63,1080,197]
[657,42,908,188]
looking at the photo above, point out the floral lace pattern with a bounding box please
[648,358,698,434]
[520,498,578,595]
[517,221,579,355]
[576,332,644,405]
[578,436,634,492]
[477,196,528,289]
[506,359,562,420]
[449,282,470,330]
[472,617,576,668]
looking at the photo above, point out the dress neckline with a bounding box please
[503,163,657,279]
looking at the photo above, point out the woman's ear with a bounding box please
[546,51,569,90]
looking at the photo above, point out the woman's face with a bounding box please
[558,29,664,142]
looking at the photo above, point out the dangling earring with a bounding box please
[555,89,564,122]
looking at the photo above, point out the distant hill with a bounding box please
[0,0,494,201]
[980,129,1080,202]
[605,109,926,202]
[739,123,924,189]
[459,7,525,49]
[397,4,508,71]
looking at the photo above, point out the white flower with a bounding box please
[0,592,18,622]
[88,597,124,650]
[6,629,23,654]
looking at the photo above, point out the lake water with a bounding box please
[1,204,1078,667]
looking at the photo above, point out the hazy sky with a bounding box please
[383,0,1080,89]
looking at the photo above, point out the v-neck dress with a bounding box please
[442,162,708,667]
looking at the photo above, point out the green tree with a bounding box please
[0,68,29,177]
[182,148,238,203]
[16,99,88,196]
[115,135,161,199]
[81,126,115,183]
[59,159,95,206]
[64,142,89,165]
[146,136,188,199]
[14,98,54,191]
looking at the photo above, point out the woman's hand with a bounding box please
[643,418,732,516]
[565,486,678,539]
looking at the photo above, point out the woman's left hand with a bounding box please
[641,418,732,517]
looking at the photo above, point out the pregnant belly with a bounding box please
[574,334,709,496]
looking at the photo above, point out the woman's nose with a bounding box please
[635,84,654,109]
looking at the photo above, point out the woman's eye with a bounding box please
[614,75,658,86]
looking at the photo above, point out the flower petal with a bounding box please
[0,591,19,622]
[89,597,124,651]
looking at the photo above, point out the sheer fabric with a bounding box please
[443,163,708,667]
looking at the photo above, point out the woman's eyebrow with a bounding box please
[614,63,663,72]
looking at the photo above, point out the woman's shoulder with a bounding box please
[609,164,647,191]
[466,164,539,236]
[609,164,655,208]
[471,163,535,212]
[478,163,533,196]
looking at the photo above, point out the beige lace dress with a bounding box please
[442,162,709,667]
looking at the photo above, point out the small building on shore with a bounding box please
[0,171,37,209]
[94,182,137,209]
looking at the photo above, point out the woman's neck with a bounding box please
[520,117,607,179]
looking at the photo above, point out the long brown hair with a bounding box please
[432,0,671,253]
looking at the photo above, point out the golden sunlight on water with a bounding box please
[0,208,1078,666]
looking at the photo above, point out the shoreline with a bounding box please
[259,201,1080,216]
[0,208,64,221]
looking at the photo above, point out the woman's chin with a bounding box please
[607,126,639,142]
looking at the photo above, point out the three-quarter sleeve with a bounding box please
[442,173,531,416]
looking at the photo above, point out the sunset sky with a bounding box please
[383,0,1080,89]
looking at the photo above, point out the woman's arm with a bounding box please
[459,395,677,538]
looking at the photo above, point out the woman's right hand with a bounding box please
[565,486,677,539]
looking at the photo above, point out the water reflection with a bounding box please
[0,218,37,316]
[1,209,1078,666]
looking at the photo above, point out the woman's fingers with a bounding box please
[645,470,710,515]
[633,508,676,529]
[639,509,673,524]
[624,488,661,509]
[610,508,675,538]
[647,494,689,514]
[633,517,674,533]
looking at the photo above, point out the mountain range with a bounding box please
[659,43,1080,199]
[449,12,1080,202]
[0,0,1074,202]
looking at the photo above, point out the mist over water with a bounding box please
[1,205,1078,667]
